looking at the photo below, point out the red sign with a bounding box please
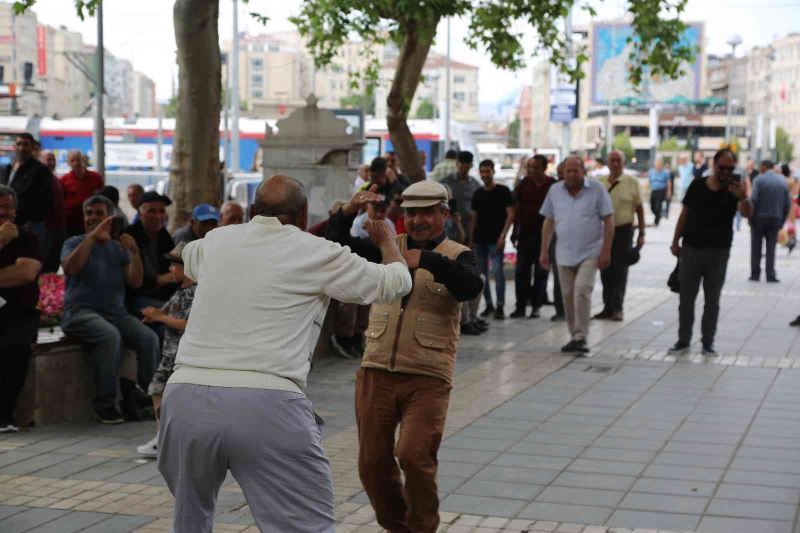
[36,25,46,76]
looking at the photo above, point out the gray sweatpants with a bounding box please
[158,383,335,533]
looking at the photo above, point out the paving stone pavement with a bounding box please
[2,208,800,532]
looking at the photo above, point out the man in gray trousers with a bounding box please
[749,160,791,282]
[157,176,412,532]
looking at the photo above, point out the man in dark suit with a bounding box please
[0,133,52,233]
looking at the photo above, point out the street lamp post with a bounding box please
[725,34,742,143]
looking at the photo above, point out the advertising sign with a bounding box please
[36,26,46,76]
[549,66,577,123]
[591,22,702,105]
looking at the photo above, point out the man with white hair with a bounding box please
[157,175,412,533]
[540,156,614,353]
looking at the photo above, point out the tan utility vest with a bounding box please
[362,234,469,383]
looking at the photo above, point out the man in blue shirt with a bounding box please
[540,156,615,353]
[648,158,672,226]
[60,194,159,424]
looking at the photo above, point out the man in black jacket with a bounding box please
[123,191,177,314]
[0,133,52,232]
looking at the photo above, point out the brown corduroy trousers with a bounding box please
[355,367,452,533]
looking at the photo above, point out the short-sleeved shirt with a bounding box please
[648,169,671,191]
[513,176,556,240]
[440,173,483,233]
[681,178,739,249]
[172,224,198,245]
[161,284,196,361]
[62,235,131,316]
[599,174,642,227]
[0,226,41,316]
[59,170,104,235]
[471,184,513,244]
[540,179,614,267]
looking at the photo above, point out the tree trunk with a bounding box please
[170,0,222,230]
[386,17,438,183]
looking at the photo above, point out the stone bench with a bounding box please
[14,330,139,427]
[14,308,336,427]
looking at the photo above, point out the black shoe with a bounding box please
[561,340,578,352]
[767,278,780,283]
[493,308,505,320]
[529,307,541,319]
[480,305,495,318]
[330,335,356,359]
[119,378,146,422]
[474,318,489,332]
[702,344,718,355]
[94,406,124,425]
[592,310,613,320]
[551,313,566,322]
[748,276,759,282]
[669,341,690,353]
[574,340,590,354]
[349,335,365,358]
[510,308,526,318]
[461,322,482,335]
[791,316,800,327]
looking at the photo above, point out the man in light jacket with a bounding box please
[157,175,412,533]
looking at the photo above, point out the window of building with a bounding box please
[251,74,263,87]
[252,44,263,52]
[252,89,264,99]
[453,91,465,101]
[454,74,466,84]
[251,58,263,70]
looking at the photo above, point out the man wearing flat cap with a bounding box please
[123,191,177,313]
[326,180,483,533]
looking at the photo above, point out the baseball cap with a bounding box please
[401,181,449,209]
[164,242,186,263]
[139,191,172,206]
[192,203,220,222]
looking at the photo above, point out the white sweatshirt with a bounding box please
[169,216,412,393]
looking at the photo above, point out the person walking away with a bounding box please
[664,161,676,219]
[749,163,790,282]
[596,150,646,321]
[669,148,752,355]
[647,158,671,226]
[471,159,513,319]
[508,154,555,318]
[550,161,566,322]
[677,154,693,200]
[325,180,483,533]
[157,176,412,533]
[136,243,195,457]
[540,156,614,353]
[692,151,708,180]
[60,149,104,237]
[0,185,42,432]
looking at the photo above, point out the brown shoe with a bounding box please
[592,310,612,320]
[611,310,624,322]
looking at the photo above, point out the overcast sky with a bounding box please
[25,0,800,103]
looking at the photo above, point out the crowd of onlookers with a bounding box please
[0,132,246,437]
[1,131,798,442]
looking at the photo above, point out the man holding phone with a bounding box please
[60,195,159,424]
[670,148,752,355]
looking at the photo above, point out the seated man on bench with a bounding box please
[60,194,158,424]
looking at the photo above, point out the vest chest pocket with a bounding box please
[414,313,451,350]
[425,280,450,298]
[365,311,389,340]
[415,329,449,350]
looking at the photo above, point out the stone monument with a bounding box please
[258,94,365,224]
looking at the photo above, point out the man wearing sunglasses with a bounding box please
[669,148,752,355]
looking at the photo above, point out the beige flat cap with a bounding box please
[401,180,449,208]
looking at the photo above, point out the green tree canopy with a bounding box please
[613,132,635,161]
[414,99,437,119]
[776,127,795,164]
[292,0,696,181]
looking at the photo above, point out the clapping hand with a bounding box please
[141,306,166,324]
[0,221,18,247]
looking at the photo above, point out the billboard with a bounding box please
[591,22,702,105]
[549,66,577,123]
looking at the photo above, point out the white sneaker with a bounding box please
[0,423,18,433]
[136,433,159,458]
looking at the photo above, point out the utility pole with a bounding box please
[444,17,451,151]
[222,52,230,171]
[561,7,573,160]
[231,0,240,173]
[724,34,742,143]
[94,0,105,175]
